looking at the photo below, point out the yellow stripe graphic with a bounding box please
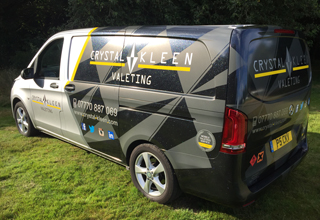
[90,61,125,67]
[33,100,61,110]
[70,27,98,81]
[198,142,212,149]
[255,69,286,78]
[32,100,43,105]
[65,81,70,88]
[255,65,309,79]
[47,105,61,110]
[138,64,190,72]
[293,65,309,71]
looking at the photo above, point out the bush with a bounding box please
[0,69,20,106]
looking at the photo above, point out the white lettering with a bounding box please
[112,72,116,80]
[95,51,99,60]
[150,52,155,63]
[114,51,119,61]
[136,74,140,84]
[100,51,105,60]
[264,59,268,70]
[110,51,114,60]
[120,51,124,62]
[185,53,193,65]
[269,59,273,70]
[141,74,146,84]
[161,52,167,64]
[259,60,264,71]
[131,74,135,83]
[147,75,151,85]
[104,51,109,61]
[173,52,180,65]
[140,52,146,63]
[91,51,95,60]
[254,60,258,72]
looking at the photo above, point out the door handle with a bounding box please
[50,83,59,89]
[65,84,75,92]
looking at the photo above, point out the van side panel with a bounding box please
[65,35,125,160]
[118,34,231,167]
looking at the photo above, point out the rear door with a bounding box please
[229,27,311,187]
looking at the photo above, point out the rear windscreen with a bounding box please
[248,37,310,101]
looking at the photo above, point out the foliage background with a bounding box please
[1,0,320,69]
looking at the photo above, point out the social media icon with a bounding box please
[99,128,104,137]
[89,125,94,133]
[108,131,114,140]
[81,123,86,131]
[300,102,304,110]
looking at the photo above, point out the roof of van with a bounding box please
[58,25,254,40]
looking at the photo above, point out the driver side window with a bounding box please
[35,38,64,78]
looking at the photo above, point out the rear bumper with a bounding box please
[174,139,308,207]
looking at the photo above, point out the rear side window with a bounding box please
[69,35,220,96]
[69,36,125,84]
[119,37,213,94]
[36,38,64,78]
[248,37,311,101]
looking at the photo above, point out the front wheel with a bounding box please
[14,101,38,137]
[129,144,181,204]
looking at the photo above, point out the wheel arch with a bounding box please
[12,97,21,110]
[125,139,153,165]
[12,97,37,129]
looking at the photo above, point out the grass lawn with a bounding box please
[0,69,320,219]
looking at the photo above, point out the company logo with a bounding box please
[32,95,61,110]
[127,43,138,74]
[81,123,86,131]
[289,104,294,116]
[253,47,308,90]
[89,125,94,133]
[89,41,194,86]
[108,131,114,140]
[285,48,293,77]
[99,128,104,137]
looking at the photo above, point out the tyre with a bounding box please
[129,143,181,204]
[14,102,38,137]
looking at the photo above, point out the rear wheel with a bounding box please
[129,143,180,204]
[14,102,37,137]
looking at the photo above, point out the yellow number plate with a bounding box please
[270,131,293,153]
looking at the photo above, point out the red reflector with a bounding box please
[220,107,247,155]
[274,29,295,34]
[243,200,255,207]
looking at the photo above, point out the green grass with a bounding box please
[1,72,320,219]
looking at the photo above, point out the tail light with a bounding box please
[220,107,247,154]
[274,29,295,35]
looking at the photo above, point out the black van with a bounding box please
[11,25,311,206]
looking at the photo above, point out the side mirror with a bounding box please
[21,68,34,79]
